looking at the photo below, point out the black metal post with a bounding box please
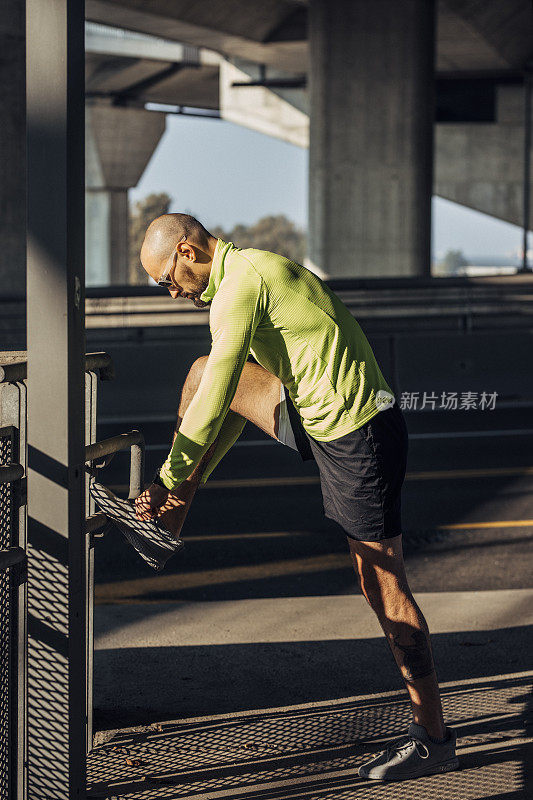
[26,1,86,798]
[521,72,532,273]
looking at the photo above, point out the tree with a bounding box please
[440,249,468,276]
[212,215,307,264]
[129,199,307,284]
[129,192,172,284]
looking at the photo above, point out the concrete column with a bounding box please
[85,101,166,285]
[308,0,435,278]
[85,189,130,285]
[0,1,25,297]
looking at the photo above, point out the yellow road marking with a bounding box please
[438,520,533,530]
[198,464,533,489]
[95,552,351,602]
[109,465,533,496]
[182,520,533,542]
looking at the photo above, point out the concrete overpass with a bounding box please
[1,0,532,292]
[83,0,533,280]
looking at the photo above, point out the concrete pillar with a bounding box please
[307,0,435,278]
[85,101,166,285]
[0,1,25,297]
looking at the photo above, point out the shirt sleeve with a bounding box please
[159,263,264,490]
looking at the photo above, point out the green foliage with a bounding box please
[128,197,308,284]
[129,192,172,284]
[440,249,468,275]
[212,215,307,264]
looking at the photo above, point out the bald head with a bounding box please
[140,213,214,281]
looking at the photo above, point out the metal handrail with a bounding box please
[0,546,26,573]
[0,351,115,384]
[0,463,24,484]
[85,429,145,500]
[86,512,108,535]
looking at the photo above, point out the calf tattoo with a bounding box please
[391,629,435,682]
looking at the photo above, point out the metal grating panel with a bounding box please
[87,674,533,799]
[26,543,70,799]
[0,433,13,800]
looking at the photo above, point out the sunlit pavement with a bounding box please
[89,410,533,798]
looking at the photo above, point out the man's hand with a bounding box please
[135,483,169,520]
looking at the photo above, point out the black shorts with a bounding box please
[284,388,409,542]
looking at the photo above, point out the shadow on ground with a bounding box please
[93,626,531,730]
[88,671,533,800]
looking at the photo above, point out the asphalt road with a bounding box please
[93,404,533,602]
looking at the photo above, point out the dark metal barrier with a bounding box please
[0,351,145,799]
[0,435,26,800]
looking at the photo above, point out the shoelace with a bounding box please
[385,735,430,760]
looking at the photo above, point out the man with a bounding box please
[92,213,458,782]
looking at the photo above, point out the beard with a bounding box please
[183,267,209,307]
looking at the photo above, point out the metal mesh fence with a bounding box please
[0,432,13,800]
[26,511,70,799]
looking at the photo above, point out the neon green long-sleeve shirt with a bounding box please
[159,239,395,490]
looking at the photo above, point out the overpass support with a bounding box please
[435,85,533,231]
[85,102,166,285]
[308,0,435,278]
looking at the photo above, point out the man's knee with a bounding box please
[178,356,209,415]
[186,355,209,391]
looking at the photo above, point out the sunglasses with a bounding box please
[157,235,187,287]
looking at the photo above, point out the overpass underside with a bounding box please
[82,0,533,281]
[2,0,533,289]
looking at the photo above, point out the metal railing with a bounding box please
[0,350,146,798]
[85,429,145,536]
[85,430,145,500]
[83,427,145,761]
[0,459,26,800]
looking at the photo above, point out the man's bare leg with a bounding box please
[348,535,447,740]
[153,355,282,539]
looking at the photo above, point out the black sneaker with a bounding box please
[358,722,459,781]
[90,481,183,572]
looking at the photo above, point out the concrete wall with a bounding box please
[435,85,532,228]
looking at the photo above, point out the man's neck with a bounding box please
[207,236,219,263]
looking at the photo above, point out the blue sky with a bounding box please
[130,114,525,258]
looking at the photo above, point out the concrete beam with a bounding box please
[85,21,220,65]
[86,0,308,73]
[440,0,533,71]
[435,85,532,228]
[85,102,166,284]
[220,60,308,148]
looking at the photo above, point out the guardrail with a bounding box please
[0,464,26,573]
[0,349,147,798]
[0,457,26,800]
[85,430,145,540]
[85,430,144,500]
[0,351,115,385]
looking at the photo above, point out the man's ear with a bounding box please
[177,241,196,261]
